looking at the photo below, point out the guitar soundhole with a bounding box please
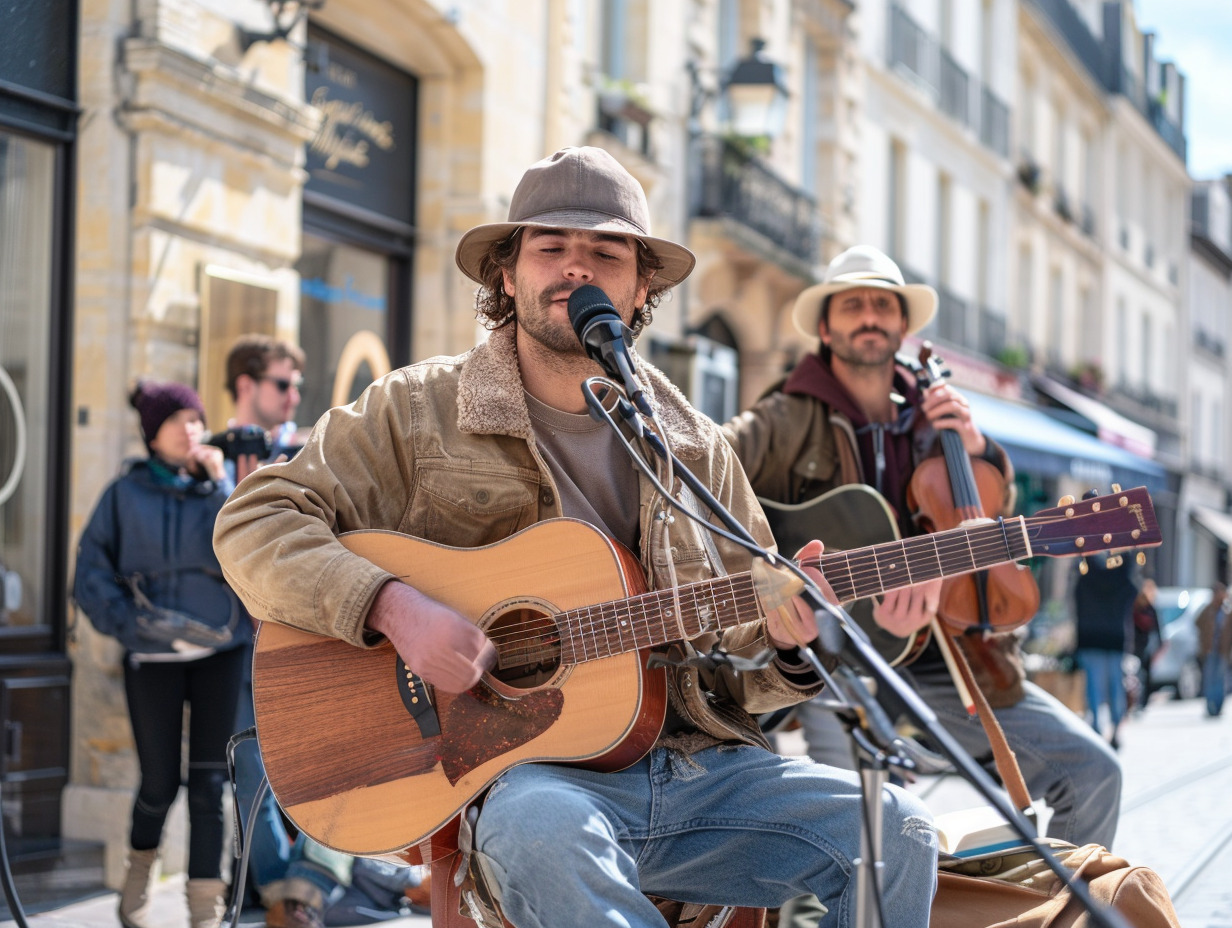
[486,603,563,690]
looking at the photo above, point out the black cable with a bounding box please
[223,726,263,928]
[0,788,32,928]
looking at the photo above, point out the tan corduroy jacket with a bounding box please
[213,325,824,751]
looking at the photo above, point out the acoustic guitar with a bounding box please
[759,484,931,666]
[251,487,1159,860]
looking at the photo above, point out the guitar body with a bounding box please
[758,484,928,665]
[252,519,666,858]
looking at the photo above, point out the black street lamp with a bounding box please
[690,37,790,141]
[723,38,790,140]
[240,0,327,51]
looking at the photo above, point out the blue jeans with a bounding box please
[1076,649,1126,736]
[794,678,1121,849]
[473,744,937,928]
[234,648,348,906]
[1203,652,1227,717]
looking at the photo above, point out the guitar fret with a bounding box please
[876,539,911,594]
[828,551,856,602]
[906,534,944,583]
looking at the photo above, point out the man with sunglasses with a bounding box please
[223,334,307,482]
[222,335,430,927]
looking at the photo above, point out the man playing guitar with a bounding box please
[214,151,939,928]
[723,245,1122,927]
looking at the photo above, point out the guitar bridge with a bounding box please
[396,656,441,738]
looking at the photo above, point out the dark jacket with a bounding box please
[74,458,245,655]
[1073,557,1136,653]
[1196,591,1232,662]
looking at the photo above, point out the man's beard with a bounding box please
[514,279,639,357]
[827,326,903,368]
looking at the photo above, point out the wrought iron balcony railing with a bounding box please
[688,134,820,265]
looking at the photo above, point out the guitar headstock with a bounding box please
[1025,486,1161,558]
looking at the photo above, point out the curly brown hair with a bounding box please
[472,229,669,336]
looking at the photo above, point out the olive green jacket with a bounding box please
[724,381,1030,707]
[213,325,824,750]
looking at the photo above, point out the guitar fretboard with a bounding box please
[821,519,1031,603]
[557,516,1031,664]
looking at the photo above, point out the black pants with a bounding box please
[123,646,246,879]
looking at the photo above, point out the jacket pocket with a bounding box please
[407,464,540,548]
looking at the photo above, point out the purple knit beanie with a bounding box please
[129,380,206,449]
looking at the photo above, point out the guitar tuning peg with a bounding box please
[1106,554,1124,569]
[1136,552,1146,566]
[1081,489,1101,501]
[1111,483,1122,493]
[1057,495,1076,507]
[1079,558,1089,575]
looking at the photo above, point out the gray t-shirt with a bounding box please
[523,391,641,552]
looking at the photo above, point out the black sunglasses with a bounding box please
[259,375,303,393]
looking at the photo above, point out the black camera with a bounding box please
[206,425,272,461]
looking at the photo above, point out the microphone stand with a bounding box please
[580,378,1133,928]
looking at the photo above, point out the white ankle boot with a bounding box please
[185,877,228,928]
[117,847,159,928]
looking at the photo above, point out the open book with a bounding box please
[935,805,1036,858]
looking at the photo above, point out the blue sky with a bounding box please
[1135,0,1232,179]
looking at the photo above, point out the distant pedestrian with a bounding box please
[73,380,247,928]
[1073,555,1137,750]
[1130,579,1161,712]
[1196,581,1232,718]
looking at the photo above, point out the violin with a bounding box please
[905,344,1040,635]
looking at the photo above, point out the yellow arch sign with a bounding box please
[332,331,392,408]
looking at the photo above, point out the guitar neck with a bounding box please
[819,516,1031,603]
[558,517,1031,664]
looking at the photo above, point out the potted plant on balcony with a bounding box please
[597,76,653,126]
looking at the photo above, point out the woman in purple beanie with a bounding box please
[73,379,247,928]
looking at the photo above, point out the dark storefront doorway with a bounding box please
[298,25,417,418]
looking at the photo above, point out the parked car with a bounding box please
[1149,586,1211,700]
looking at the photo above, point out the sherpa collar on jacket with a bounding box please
[455,324,712,461]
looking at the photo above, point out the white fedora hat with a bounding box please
[791,245,937,338]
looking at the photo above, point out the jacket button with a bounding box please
[541,490,554,506]
[475,490,490,504]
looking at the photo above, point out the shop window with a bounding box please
[296,233,392,426]
[0,134,55,630]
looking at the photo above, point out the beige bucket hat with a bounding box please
[454,147,696,287]
[791,245,938,338]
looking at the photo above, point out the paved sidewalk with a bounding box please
[5,694,1228,927]
[0,875,431,928]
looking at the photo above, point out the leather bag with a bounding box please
[932,842,1180,927]
[928,635,1181,928]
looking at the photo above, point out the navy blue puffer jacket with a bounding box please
[73,458,247,655]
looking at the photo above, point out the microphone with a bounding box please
[567,285,654,418]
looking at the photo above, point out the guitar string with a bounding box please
[474,532,1026,666]
[474,515,1125,654]
[447,508,1148,665]
[472,520,1136,664]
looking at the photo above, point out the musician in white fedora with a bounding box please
[725,244,1122,927]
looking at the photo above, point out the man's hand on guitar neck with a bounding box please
[872,579,943,639]
[366,580,498,693]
